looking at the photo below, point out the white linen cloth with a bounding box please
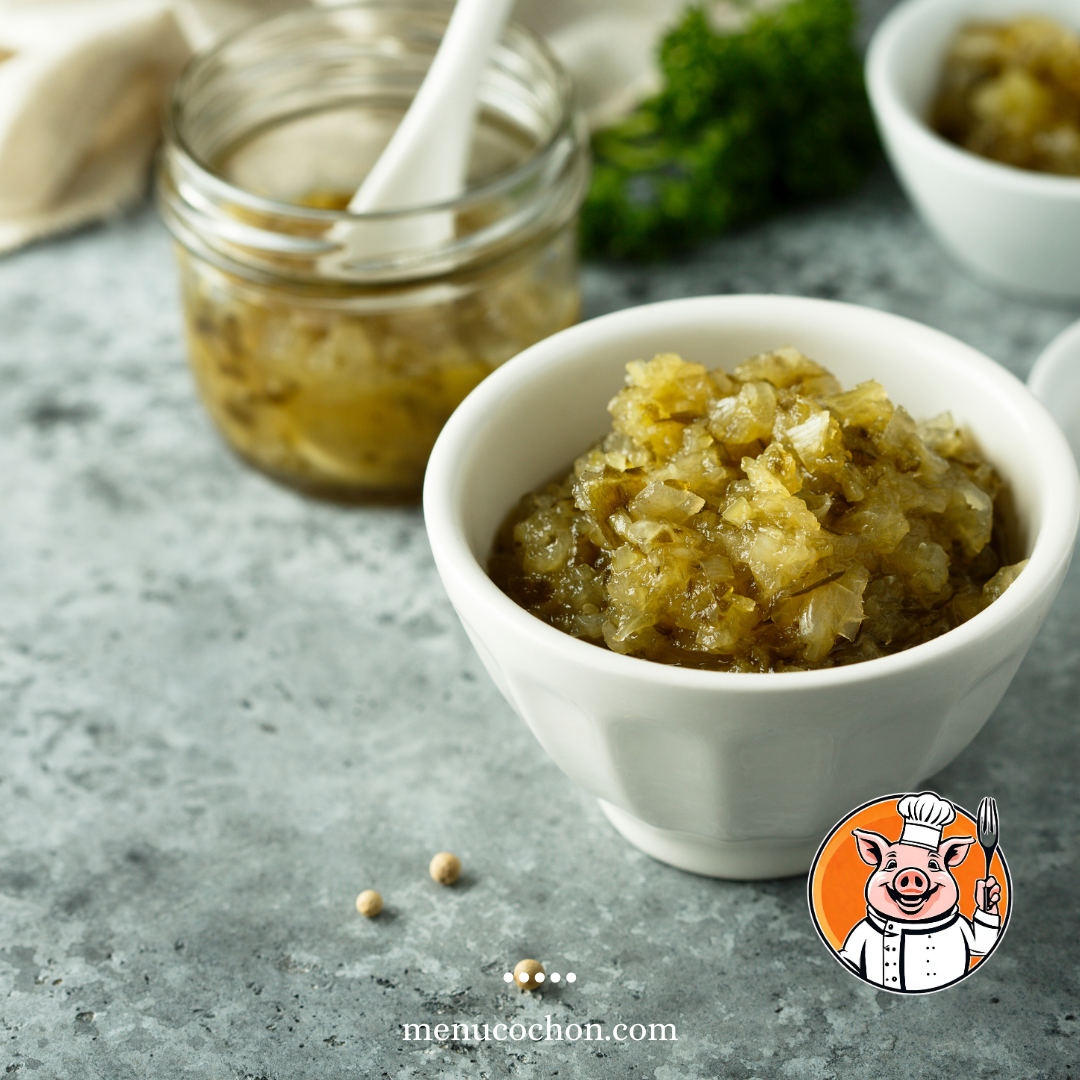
[0,0,690,254]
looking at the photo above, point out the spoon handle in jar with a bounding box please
[347,0,517,214]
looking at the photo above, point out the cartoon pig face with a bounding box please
[853,830,975,921]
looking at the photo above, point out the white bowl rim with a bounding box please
[866,0,1080,199]
[424,294,1080,693]
[1029,316,1080,402]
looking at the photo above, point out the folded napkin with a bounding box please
[0,0,179,252]
[512,0,684,130]
[0,0,686,255]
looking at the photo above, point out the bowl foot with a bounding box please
[597,800,820,881]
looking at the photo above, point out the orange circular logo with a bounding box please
[808,791,1011,994]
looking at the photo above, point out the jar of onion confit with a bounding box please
[158,2,588,501]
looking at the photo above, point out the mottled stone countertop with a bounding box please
[2,6,1080,1076]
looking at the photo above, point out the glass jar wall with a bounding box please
[158,2,589,501]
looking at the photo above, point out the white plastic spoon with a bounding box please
[327,0,517,267]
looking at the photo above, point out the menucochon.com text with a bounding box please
[402,1017,677,1043]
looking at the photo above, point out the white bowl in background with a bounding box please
[423,296,1080,879]
[1029,318,1080,465]
[866,0,1080,300]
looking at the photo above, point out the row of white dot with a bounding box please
[503,972,576,984]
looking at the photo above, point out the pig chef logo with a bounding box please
[808,791,1011,994]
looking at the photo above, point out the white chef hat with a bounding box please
[897,791,956,849]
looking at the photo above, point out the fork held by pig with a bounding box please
[838,791,1001,993]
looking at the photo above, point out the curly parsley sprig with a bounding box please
[580,0,880,260]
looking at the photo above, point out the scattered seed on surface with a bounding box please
[355,890,383,917]
[429,852,461,885]
[513,959,545,991]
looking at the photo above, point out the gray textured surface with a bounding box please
[3,9,1080,1077]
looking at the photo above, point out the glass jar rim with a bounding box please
[164,0,580,225]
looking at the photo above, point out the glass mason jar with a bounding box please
[158,2,589,501]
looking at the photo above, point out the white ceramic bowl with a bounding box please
[1029,318,1080,466]
[424,296,1080,879]
[866,0,1080,300]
